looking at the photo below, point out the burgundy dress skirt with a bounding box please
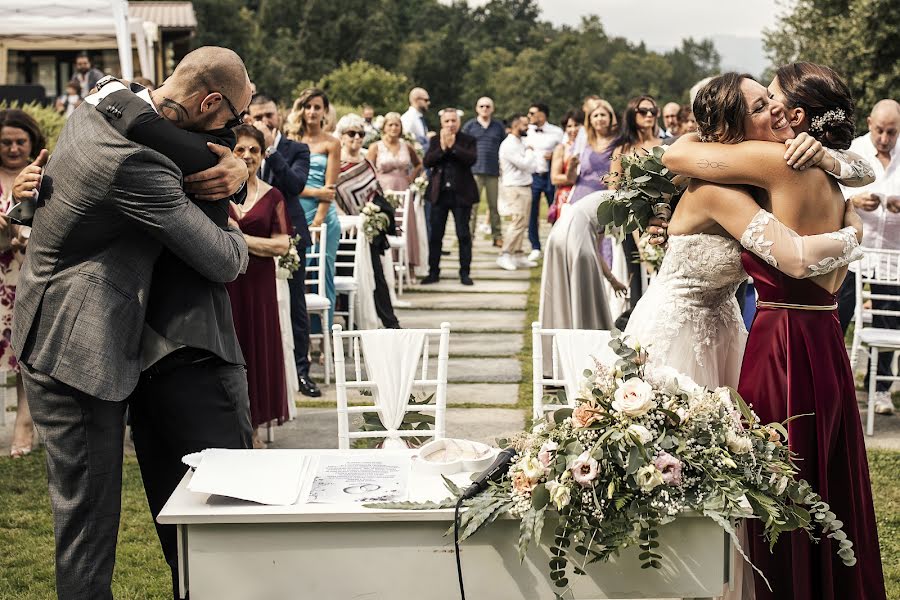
[225,187,292,428]
[738,251,886,600]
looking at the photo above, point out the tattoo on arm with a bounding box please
[697,158,728,169]
[158,98,188,123]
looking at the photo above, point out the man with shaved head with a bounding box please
[11,46,251,599]
[838,98,900,416]
[401,86,432,150]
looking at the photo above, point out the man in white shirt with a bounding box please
[526,102,563,261]
[497,113,539,271]
[838,98,900,414]
[400,87,431,150]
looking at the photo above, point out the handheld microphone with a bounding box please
[460,447,517,500]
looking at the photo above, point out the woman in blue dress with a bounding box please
[286,88,341,331]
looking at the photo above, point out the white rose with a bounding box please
[648,365,700,396]
[627,424,653,445]
[636,465,665,492]
[521,457,545,481]
[547,480,571,510]
[726,430,753,455]
[612,378,656,417]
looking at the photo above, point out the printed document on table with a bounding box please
[187,449,311,506]
[306,454,410,503]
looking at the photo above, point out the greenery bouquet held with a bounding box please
[375,333,856,596]
[276,234,303,279]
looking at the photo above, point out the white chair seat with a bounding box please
[387,236,406,249]
[858,328,900,348]
[305,293,332,310]
[334,276,358,292]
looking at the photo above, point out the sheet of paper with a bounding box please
[187,449,309,506]
[306,454,410,504]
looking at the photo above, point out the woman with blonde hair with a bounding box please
[568,98,618,205]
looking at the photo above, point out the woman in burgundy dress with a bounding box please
[226,125,292,447]
[663,65,885,600]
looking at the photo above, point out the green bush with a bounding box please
[0,101,67,153]
[292,60,410,116]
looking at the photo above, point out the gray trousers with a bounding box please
[470,174,501,241]
[21,361,126,600]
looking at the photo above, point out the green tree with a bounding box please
[309,60,410,114]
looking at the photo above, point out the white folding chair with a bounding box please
[849,248,900,435]
[531,322,616,420]
[384,189,412,296]
[306,224,332,385]
[334,216,362,331]
[332,322,450,450]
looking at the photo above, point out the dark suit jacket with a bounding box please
[97,87,246,366]
[13,101,248,402]
[262,136,311,246]
[423,131,478,206]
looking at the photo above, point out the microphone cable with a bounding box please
[454,496,466,600]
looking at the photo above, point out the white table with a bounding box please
[159,450,730,600]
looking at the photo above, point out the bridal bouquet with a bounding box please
[373,333,855,593]
[598,146,685,235]
[361,201,390,242]
[411,174,429,198]
[276,234,303,279]
[637,233,666,274]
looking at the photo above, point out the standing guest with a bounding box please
[226,125,292,446]
[496,113,538,271]
[401,87,432,150]
[248,93,320,398]
[548,109,583,223]
[607,95,664,305]
[0,109,43,458]
[525,102,564,261]
[462,96,506,246]
[361,104,377,143]
[68,52,105,98]
[573,95,600,156]
[54,83,82,118]
[286,88,341,332]
[568,99,618,205]
[368,112,424,277]
[837,99,900,415]
[420,108,478,286]
[677,105,697,135]
[661,101,681,137]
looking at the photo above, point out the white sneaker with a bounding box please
[513,255,538,268]
[478,223,492,234]
[874,391,895,415]
[528,249,542,262]
[496,254,518,271]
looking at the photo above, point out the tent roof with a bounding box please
[129,2,197,29]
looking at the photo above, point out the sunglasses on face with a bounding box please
[344,131,364,138]
[635,107,659,117]
[478,104,491,109]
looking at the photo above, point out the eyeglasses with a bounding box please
[420,97,431,103]
[220,93,247,129]
[344,130,364,138]
[636,107,659,117]
[478,104,491,109]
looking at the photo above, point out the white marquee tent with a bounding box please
[0,0,154,85]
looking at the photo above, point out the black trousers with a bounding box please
[371,244,401,328]
[622,234,643,306]
[129,351,252,600]
[428,195,473,278]
[287,245,311,376]
[839,272,900,392]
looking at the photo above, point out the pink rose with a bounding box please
[537,441,558,468]
[653,451,683,486]
[572,403,600,428]
[512,471,537,495]
[570,451,599,487]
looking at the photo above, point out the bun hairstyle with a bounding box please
[692,72,755,144]
[774,62,855,150]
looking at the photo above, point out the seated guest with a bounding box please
[226,125,292,447]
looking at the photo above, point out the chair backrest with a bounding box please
[332,322,450,449]
[305,223,328,295]
[383,189,411,242]
[336,216,362,281]
[531,322,616,419]
[855,248,900,332]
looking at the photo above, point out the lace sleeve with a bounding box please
[739,209,863,278]
[823,148,876,187]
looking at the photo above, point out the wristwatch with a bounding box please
[265,145,277,158]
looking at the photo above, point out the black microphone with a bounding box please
[460,447,517,500]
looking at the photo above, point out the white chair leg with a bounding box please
[850,330,861,373]
[348,291,356,331]
[323,312,333,386]
[397,249,405,296]
[867,346,878,436]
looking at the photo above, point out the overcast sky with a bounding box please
[459,0,791,75]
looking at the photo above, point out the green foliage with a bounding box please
[0,101,67,152]
[765,0,900,129]
[301,60,409,116]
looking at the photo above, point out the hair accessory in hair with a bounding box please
[809,109,846,134]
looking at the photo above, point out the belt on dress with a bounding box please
[755,300,838,311]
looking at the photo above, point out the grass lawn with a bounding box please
[1,450,898,599]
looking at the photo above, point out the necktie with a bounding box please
[420,115,429,141]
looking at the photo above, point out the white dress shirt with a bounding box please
[401,106,428,147]
[526,122,564,173]
[499,134,538,187]
[840,132,900,272]
[259,131,282,177]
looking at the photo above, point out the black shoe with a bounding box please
[441,250,451,256]
[460,276,474,286]
[420,274,440,284]
[298,374,321,397]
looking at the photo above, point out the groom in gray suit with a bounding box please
[12,48,253,600]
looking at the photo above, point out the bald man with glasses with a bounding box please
[462,96,506,246]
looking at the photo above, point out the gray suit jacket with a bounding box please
[12,103,249,402]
